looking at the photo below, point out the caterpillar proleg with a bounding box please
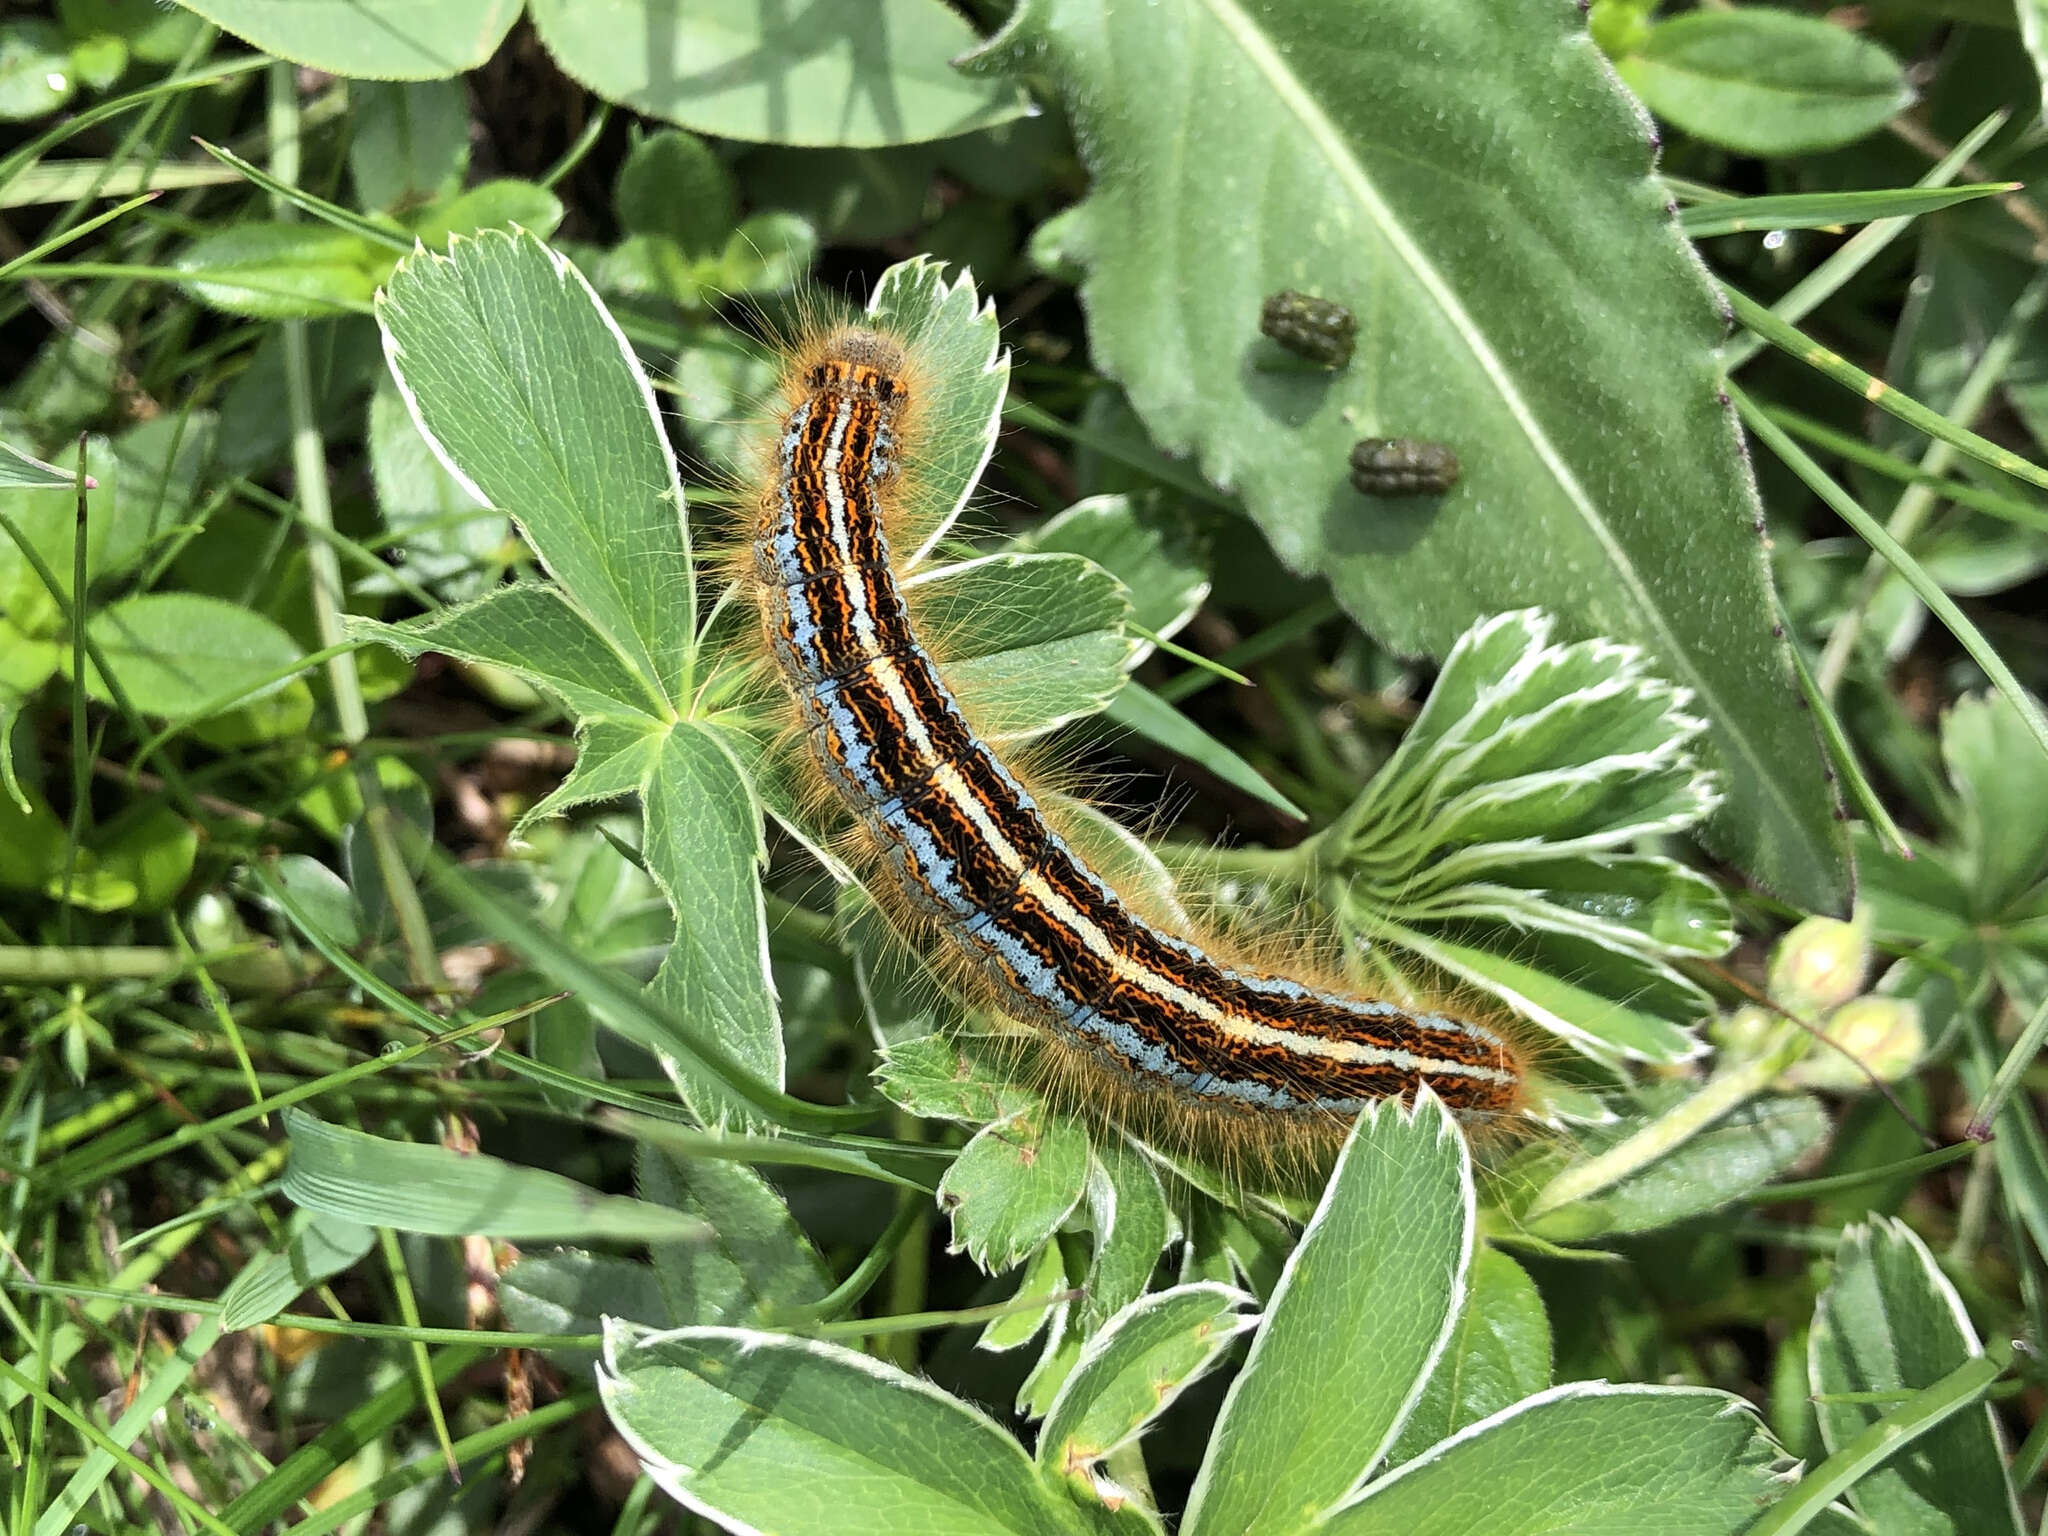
[748,317,1527,1163]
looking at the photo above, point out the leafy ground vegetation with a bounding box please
[2,0,2047,1532]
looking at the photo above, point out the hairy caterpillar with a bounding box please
[744,314,1527,1168]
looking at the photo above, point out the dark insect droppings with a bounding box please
[1350,437,1460,497]
[1259,290,1356,368]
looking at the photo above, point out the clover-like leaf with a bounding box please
[939,1103,1092,1274]
[1329,609,1733,1063]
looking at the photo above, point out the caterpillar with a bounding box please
[750,320,1525,1164]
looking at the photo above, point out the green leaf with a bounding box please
[598,1320,1086,1536]
[90,801,197,914]
[85,592,304,718]
[411,178,566,247]
[280,1108,713,1243]
[1077,1138,1173,1335]
[1385,925,1699,1065]
[174,221,385,317]
[1022,493,1210,646]
[1325,609,1731,1060]
[362,380,504,601]
[527,0,1031,148]
[1038,1282,1253,1495]
[0,20,77,121]
[981,1239,1072,1354]
[911,551,1137,740]
[500,1249,672,1376]
[1528,1093,1830,1241]
[1322,1383,1781,1535]
[1102,682,1306,822]
[261,852,363,949]
[635,1141,830,1325]
[218,1212,375,1331]
[350,583,665,721]
[0,439,77,488]
[970,0,1849,912]
[1385,1248,1549,1466]
[1618,9,1912,157]
[1942,689,2048,916]
[642,722,784,1103]
[173,0,521,80]
[1184,1093,1471,1536]
[348,79,470,213]
[939,1103,1091,1273]
[60,0,207,64]
[877,1032,1039,1124]
[1810,1219,2022,1535]
[869,257,1011,562]
[377,228,693,706]
[519,714,667,831]
[616,128,738,257]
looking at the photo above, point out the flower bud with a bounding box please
[1782,997,1924,1092]
[1589,0,1653,57]
[1767,914,1869,1017]
[1709,1004,1778,1060]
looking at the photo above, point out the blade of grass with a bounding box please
[216,1344,489,1532]
[1678,182,2017,240]
[3,1146,288,1417]
[279,1393,595,1536]
[1758,403,2048,535]
[32,1314,223,1536]
[1773,589,1913,860]
[374,1224,461,1482]
[7,262,377,313]
[193,137,411,253]
[268,62,444,998]
[168,913,266,1123]
[410,847,882,1133]
[1723,288,2048,494]
[1721,109,2009,371]
[0,1280,605,1351]
[0,192,158,281]
[1816,263,2048,692]
[1748,1142,1978,1204]
[1004,396,1236,509]
[0,1353,240,1536]
[42,991,521,1198]
[1745,1348,2007,1536]
[1967,993,2048,1142]
[59,442,89,940]
[0,160,240,206]
[1731,382,2048,765]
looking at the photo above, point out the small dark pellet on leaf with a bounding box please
[1349,437,1460,497]
[1259,290,1356,368]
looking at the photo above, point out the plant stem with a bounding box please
[266,62,445,996]
[1525,1031,1807,1220]
[1744,1348,2006,1536]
